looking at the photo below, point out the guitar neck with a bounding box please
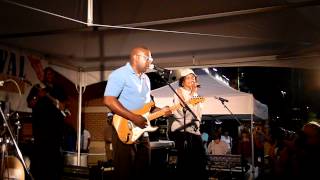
[147,103,182,121]
[46,94,56,102]
[46,93,64,110]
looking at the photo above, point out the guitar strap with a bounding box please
[149,95,157,113]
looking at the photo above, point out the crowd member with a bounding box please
[292,121,320,179]
[208,132,230,155]
[253,125,265,166]
[201,129,209,154]
[221,130,232,150]
[237,129,252,164]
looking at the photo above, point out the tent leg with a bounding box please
[250,114,255,179]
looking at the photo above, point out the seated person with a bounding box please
[208,132,230,155]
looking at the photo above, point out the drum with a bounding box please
[64,152,88,167]
[0,156,25,180]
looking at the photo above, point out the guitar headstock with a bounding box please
[188,96,205,105]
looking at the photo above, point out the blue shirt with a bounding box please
[104,63,151,110]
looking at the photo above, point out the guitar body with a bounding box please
[112,102,157,144]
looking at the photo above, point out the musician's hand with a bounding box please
[38,89,47,97]
[191,81,199,95]
[162,106,172,117]
[132,114,148,129]
[27,98,37,108]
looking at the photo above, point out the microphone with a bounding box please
[215,96,229,103]
[192,81,201,88]
[149,64,177,82]
[149,64,169,72]
[149,64,173,76]
[192,82,201,88]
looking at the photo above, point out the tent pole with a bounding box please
[87,0,93,25]
[77,70,83,166]
[251,113,255,178]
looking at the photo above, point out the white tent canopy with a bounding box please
[151,71,268,120]
[50,65,112,87]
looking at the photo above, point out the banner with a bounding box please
[0,46,48,112]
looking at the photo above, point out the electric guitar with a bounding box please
[112,97,205,144]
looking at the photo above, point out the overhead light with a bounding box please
[203,68,210,74]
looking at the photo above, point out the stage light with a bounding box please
[211,68,218,72]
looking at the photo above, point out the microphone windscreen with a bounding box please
[149,64,155,70]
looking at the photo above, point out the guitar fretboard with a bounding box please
[147,103,181,121]
[147,97,204,121]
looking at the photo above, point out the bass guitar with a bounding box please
[113,97,205,144]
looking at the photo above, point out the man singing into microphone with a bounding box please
[170,68,208,179]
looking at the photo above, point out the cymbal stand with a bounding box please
[15,119,22,143]
[0,108,34,180]
[1,137,6,178]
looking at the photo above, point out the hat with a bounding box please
[175,68,196,79]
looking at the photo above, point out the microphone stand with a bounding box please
[154,66,200,148]
[216,99,242,126]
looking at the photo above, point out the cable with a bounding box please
[1,0,275,41]
[2,0,87,26]
[1,79,22,96]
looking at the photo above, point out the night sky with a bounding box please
[214,67,320,129]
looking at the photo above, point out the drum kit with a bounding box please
[0,102,32,180]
